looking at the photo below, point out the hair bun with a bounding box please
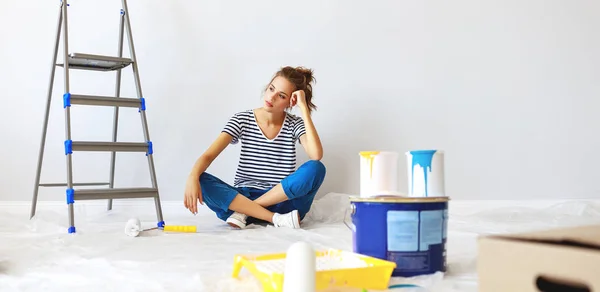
[295,66,315,85]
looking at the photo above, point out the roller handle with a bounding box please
[163,225,197,233]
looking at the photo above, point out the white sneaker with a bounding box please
[226,212,248,229]
[272,210,300,229]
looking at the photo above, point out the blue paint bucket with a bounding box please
[349,195,449,277]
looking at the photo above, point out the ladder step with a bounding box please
[40,182,109,187]
[57,53,133,71]
[72,187,158,200]
[67,94,143,108]
[69,141,152,153]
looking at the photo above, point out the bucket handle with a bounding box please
[343,203,356,231]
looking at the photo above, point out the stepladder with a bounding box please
[31,0,165,233]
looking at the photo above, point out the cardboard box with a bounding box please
[477,224,600,292]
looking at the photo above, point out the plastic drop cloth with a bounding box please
[1,194,600,292]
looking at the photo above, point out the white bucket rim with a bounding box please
[358,151,399,156]
[405,150,444,155]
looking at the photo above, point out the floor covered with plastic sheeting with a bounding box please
[2,193,600,292]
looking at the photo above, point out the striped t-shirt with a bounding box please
[222,109,306,189]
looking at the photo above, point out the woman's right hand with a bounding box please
[183,133,233,215]
[184,175,203,215]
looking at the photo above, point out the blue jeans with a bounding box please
[199,160,326,223]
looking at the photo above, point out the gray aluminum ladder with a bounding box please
[30,0,165,233]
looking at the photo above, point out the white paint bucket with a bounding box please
[406,150,445,197]
[359,151,399,197]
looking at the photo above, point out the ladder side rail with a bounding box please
[121,0,164,226]
[31,3,65,219]
[61,0,76,234]
[108,8,127,211]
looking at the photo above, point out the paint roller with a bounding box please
[125,218,197,237]
[162,225,197,233]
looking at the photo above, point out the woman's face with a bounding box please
[263,76,295,113]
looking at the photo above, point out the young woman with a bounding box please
[183,66,326,229]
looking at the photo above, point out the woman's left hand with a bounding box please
[290,90,307,111]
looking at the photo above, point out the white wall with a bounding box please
[1,0,599,202]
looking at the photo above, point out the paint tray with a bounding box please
[232,248,396,291]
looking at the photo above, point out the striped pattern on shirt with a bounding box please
[222,110,306,190]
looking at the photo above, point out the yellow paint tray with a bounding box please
[232,248,396,291]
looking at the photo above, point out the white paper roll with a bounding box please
[125,218,142,237]
[282,242,316,292]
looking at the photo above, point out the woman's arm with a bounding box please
[298,107,323,160]
[184,132,233,213]
[188,132,233,179]
[291,89,323,161]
